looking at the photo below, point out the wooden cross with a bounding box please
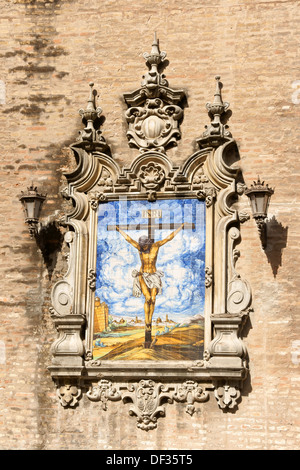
[107,209,195,242]
[107,209,195,348]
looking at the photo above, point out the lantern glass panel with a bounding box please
[254,193,267,215]
[25,199,36,220]
[33,199,43,220]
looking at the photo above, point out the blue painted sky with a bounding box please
[95,199,206,323]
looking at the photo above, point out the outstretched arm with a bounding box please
[116,226,139,249]
[156,223,185,247]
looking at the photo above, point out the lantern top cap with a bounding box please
[19,183,47,201]
[245,176,274,195]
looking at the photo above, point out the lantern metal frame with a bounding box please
[245,177,274,248]
[19,184,47,238]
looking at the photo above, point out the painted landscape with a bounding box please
[93,314,204,361]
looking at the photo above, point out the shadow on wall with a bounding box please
[36,221,64,279]
[265,216,288,277]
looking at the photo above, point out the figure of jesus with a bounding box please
[116,223,185,346]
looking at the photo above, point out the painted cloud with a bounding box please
[95,199,206,322]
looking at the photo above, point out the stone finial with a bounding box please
[206,75,230,116]
[79,82,102,119]
[141,33,168,89]
[197,75,232,148]
[78,82,102,140]
[143,32,167,66]
[76,82,110,154]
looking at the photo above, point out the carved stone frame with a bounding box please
[49,137,251,424]
[47,42,251,427]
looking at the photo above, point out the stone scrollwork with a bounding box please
[125,99,183,153]
[196,185,217,208]
[85,358,101,367]
[146,190,157,202]
[87,379,121,410]
[51,231,74,317]
[173,381,209,416]
[123,35,186,153]
[192,165,209,185]
[227,278,251,315]
[205,188,217,208]
[214,382,241,410]
[85,379,211,428]
[139,162,165,191]
[50,281,73,316]
[87,269,96,290]
[57,382,82,408]
[123,380,173,431]
[205,266,213,288]
[227,227,251,315]
[88,192,100,211]
[238,210,250,224]
[88,191,107,210]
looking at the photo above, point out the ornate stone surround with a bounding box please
[48,36,252,429]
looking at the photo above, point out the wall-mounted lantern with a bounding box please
[245,176,274,249]
[19,184,47,238]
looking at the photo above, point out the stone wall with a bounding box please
[0,0,299,450]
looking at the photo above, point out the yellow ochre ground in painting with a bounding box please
[93,324,204,361]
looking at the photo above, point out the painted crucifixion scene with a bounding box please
[93,198,206,361]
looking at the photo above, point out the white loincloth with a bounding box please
[131,269,164,298]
